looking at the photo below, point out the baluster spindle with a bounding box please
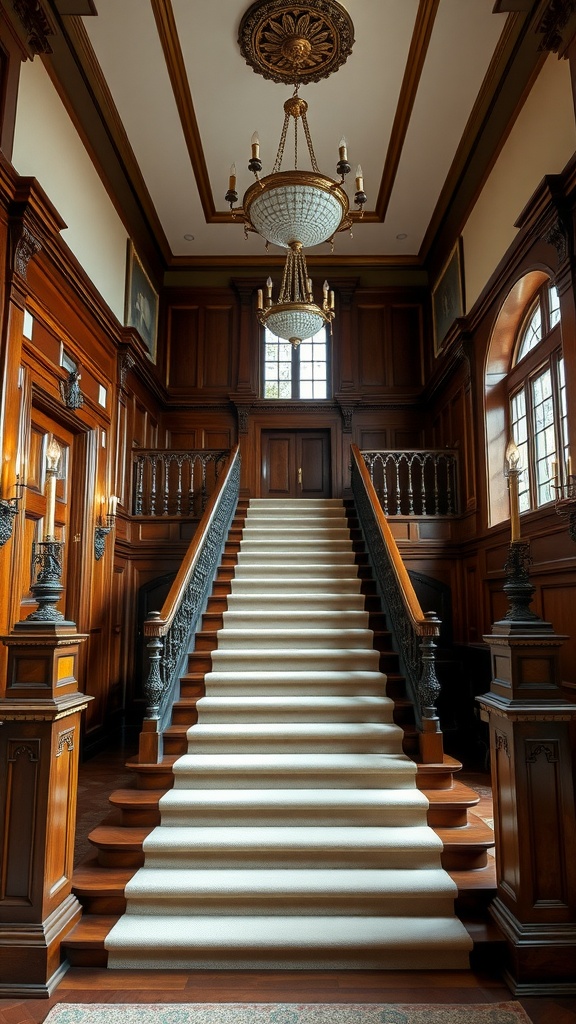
[135,456,144,515]
[162,454,171,515]
[407,454,415,515]
[394,454,401,515]
[150,456,158,516]
[176,456,184,516]
[432,454,440,514]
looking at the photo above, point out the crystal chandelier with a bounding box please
[226,0,366,348]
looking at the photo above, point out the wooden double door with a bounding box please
[261,430,331,499]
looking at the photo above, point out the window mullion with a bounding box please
[292,345,299,400]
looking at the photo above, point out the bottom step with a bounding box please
[104,914,472,970]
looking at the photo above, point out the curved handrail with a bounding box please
[351,444,442,752]
[139,445,241,761]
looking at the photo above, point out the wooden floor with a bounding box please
[1,746,575,1024]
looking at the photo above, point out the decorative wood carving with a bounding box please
[118,349,136,390]
[12,0,54,55]
[537,0,576,53]
[13,223,41,279]
[238,0,354,84]
[543,218,569,264]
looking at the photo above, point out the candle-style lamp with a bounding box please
[504,438,522,543]
[26,437,65,623]
[44,436,62,540]
[94,494,118,561]
[502,439,539,622]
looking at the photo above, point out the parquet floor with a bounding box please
[1,746,574,1024]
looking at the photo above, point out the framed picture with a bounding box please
[431,238,464,357]
[125,241,159,362]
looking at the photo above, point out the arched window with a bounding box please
[262,326,330,399]
[508,283,567,511]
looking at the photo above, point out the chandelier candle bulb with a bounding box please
[552,460,559,489]
[229,164,236,191]
[257,289,263,310]
[251,132,260,159]
[339,136,347,161]
[266,276,273,301]
[108,495,118,518]
[355,164,364,192]
[323,279,329,298]
[330,290,335,310]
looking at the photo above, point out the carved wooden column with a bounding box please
[0,617,90,997]
[477,542,576,994]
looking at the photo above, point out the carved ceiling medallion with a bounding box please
[238,0,355,84]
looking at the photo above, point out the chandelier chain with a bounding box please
[273,111,291,174]
[301,111,319,173]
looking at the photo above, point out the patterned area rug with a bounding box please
[41,1002,533,1024]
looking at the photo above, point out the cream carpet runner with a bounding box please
[106,498,472,970]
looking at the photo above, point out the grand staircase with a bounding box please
[64,498,496,969]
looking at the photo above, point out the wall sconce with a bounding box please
[0,480,23,548]
[94,495,118,560]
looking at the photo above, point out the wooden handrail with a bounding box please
[144,445,239,639]
[139,445,240,763]
[352,445,437,637]
[351,444,443,762]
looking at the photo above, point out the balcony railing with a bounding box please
[133,449,229,517]
[360,449,458,517]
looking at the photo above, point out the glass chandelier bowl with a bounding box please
[243,170,350,249]
[261,303,326,347]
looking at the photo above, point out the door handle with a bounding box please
[298,467,302,487]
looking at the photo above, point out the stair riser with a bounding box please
[210,651,381,668]
[142,851,444,871]
[203,680,388,696]
[124,896,457,917]
[159,809,428,827]
[195,705,395,725]
[185,737,405,755]
[226,596,366,610]
[107,949,471,970]
[171,771,417,791]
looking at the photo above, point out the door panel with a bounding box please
[262,430,330,498]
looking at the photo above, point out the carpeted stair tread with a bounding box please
[215,629,376,650]
[123,867,458,916]
[220,610,369,628]
[195,695,395,723]
[105,914,471,970]
[226,593,366,610]
[158,787,429,826]
[171,752,418,790]
[185,722,404,753]
[230,577,363,592]
[203,668,388,695]
[209,649,381,671]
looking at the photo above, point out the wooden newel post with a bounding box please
[0,613,92,997]
[477,540,576,994]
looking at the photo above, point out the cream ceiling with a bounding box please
[49,0,541,266]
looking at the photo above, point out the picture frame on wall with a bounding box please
[125,240,159,363]
[431,238,464,357]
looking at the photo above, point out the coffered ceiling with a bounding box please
[33,1,558,267]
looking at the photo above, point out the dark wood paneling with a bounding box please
[168,307,199,389]
[357,305,387,387]
[203,307,233,389]
[390,304,423,387]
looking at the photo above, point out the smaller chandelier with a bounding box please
[257,241,334,348]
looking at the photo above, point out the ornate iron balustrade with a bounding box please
[133,449,229,517]
[351,445,442,761]
[360,449,458,516]
[139,446,241,762]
